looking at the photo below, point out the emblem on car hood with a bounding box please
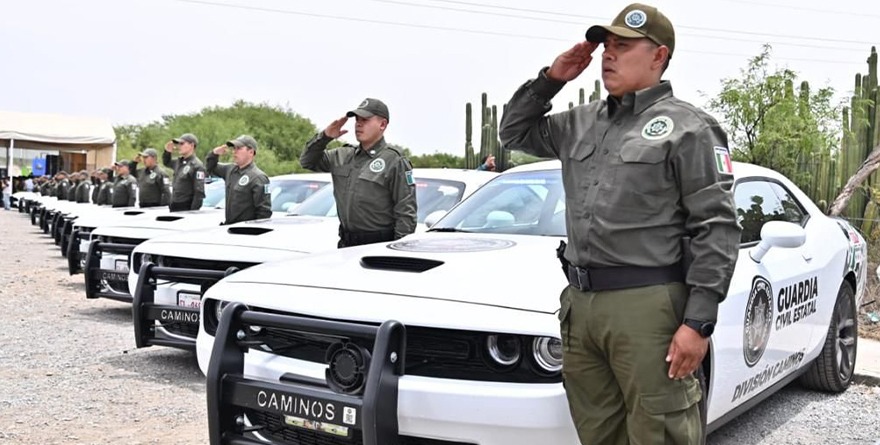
[388,237,516,253]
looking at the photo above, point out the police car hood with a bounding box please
[135,215,340,258]
[91,209,225,238]
[72,207,168,230]
[219,232,567,314]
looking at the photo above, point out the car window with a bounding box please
[203,180,225,207]
[433,169,566,236]
[292,178,467,223]
[270,180,327,212]
[769,182,808,225]
[734,180,801,245]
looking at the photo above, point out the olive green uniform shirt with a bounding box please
[74,180,92,203]
[205,153,272,225]
[111,175,137,208]
[56,179,71,201]
[300,134,417,239]
[96,181,113,206]
[66,181,78,201]
[162,151,206,210]
[499,70,740,323]
[132,162,171,206]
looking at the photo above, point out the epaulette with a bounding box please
[385,145,403,157]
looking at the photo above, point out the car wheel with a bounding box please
[799,282,857,393]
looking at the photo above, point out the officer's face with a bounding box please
[354,116,387,145]
[177,141,195,157]
[232,145,255,167]
[601,35,666,96]
[144,156,157,168]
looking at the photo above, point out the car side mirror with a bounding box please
[749,221,806,263]
[424,210,447,228]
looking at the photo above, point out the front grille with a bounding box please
[163,256,257,272]
[239,308,559,384]
[163,320,200,338]
[98,236,146,246]
[244,410,471,445]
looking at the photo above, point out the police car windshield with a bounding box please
[270,179,328,213]
[290,178,466,223]
[203,180,225,208]
[430,169,566,236]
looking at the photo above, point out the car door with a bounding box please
[707,178,818,423]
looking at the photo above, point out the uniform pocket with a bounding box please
[620,145,666,164]
[558,288,572,351]
[570,141,596,162]
[332,165,352,178]
[637,379,702,443]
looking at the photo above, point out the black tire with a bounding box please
[800,282,857,392]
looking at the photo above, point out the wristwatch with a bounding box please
[683,319,715,338]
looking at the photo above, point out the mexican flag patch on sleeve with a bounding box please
[714,146,734,175]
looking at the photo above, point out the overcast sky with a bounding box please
[2,0,879,155]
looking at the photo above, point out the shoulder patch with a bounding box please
[369,158,386,173]
[196,171,205,181]
[264,184,270,194]
[163,178,170,185]
[405,170,414,186]
[642,116,674,140]
[238,175,250,186]
[714,146,734,175]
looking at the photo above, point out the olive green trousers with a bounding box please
[559,282,703,445]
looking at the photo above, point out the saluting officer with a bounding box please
[90,170,101,204]
[66,173,80,201]
[300,98,417,247]
[95,168,114,206]
[133,148,171,208]
[111,161,137,208]
[74,170,92,203]
[499,3,740,444]
[163,133,206,211]
[206,135,272,225]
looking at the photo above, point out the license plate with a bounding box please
[115,260,129,273]
[177,291,201,309]
[284,415,349,437]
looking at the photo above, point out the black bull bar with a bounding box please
[67,229,85,275]
[207,302,406,445]
[84,240,136,301]
[132,262,239,351]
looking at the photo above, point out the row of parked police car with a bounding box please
[10,160,871,445]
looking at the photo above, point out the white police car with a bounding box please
[129,169,496,351]
[83,173,330,303]
[196,160,867,444]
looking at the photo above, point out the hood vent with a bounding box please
[227,226,273,236]
[156,216,184,222]
[360,256,443,273]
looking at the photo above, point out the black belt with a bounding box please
[339,226,395,248]
[566,263,684,292]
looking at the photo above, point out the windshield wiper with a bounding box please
[428,227,472,233]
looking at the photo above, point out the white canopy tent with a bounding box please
[0,110,116,176]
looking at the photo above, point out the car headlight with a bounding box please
[486,334,521,367]
[533,337,563,373]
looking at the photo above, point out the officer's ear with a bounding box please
[379,118,388,131]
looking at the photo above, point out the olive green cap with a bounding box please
[346,98,390,121]
[586,3,675,57]
[226,135,258,152]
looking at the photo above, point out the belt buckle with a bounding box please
[569,266,592,291]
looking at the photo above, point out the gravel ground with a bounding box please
[0,209,206,444]
[0,207,878,445]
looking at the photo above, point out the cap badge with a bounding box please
[238,176,250,186]
[369,158,386,173]
[359,99,369,108]
[641,116,674,140]
[625,9,647,28]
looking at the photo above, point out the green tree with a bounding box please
[707,45,841,191]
